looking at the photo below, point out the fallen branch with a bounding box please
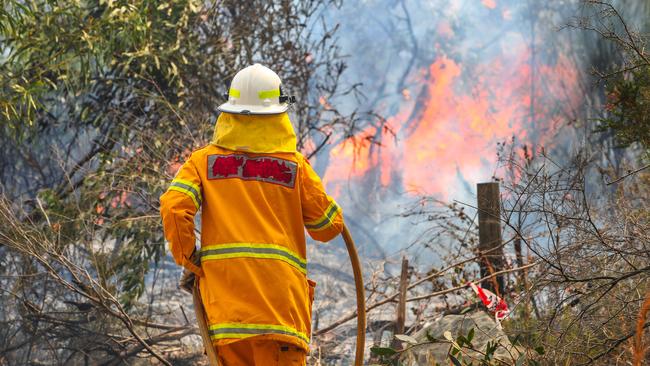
[315,261,539,335]
[314,241,512,336]
[0,198,175,366]
[406,262,538,302]
[606,163,650,185]
[103,326,197,366]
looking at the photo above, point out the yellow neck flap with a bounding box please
[211,112,297,153]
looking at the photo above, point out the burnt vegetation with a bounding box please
[0,0,649,365]
[0,0,365,364]
[311,1,650,365]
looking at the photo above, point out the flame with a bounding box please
[436,21,454,39]
[323,41,581,199]
[481,0,497,9]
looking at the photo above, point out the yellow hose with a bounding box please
[342,223,366,366]
[193,277,221,365]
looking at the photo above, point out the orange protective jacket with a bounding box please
[159,112,343,351]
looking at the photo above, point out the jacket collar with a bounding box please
[211,112,297,153]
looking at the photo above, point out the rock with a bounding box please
[400,310,519,365]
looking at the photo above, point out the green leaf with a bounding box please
[448,354,462,366]
[426,331,436,342]
[534,346,545,355]
[460,306,473,314]
[511,334,521,346]
[515,354,526,366]
[456,335,466,347]
[467,328,474,343]
[484,340,497,360]
[370,347,397,356]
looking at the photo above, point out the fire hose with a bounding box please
[341,223,367,366]
[192,278,220,365]
[188,222,366,365]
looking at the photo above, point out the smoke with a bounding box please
[309,0,597,260]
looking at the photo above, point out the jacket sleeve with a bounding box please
[160,154,204,277]
[299,155,344,242]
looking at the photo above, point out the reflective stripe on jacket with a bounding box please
[159,144,343,351]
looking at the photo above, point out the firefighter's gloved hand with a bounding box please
[179,250,201,294]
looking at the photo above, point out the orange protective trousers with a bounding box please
[216,339,306,366]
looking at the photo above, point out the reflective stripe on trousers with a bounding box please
[209,322,309,345]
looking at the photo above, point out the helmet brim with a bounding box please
[217,102,289,115]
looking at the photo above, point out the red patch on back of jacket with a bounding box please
[207,154,297,188]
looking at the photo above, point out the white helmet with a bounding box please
[218,64,295,115]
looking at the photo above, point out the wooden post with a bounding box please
[392,257,409,349]
[477,182,505,295]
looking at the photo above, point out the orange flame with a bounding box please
[323,44,581,199]
[481,0,497,9]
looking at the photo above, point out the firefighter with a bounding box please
[160,64,344,365]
